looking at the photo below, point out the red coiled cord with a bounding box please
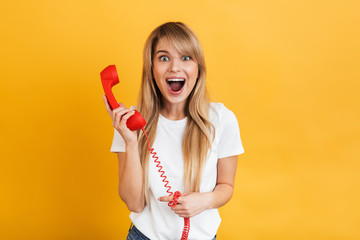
[142,128,190,240]
[169,191,190,240]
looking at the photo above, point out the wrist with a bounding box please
[125,141,139,151]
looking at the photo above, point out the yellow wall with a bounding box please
[1,0,359,239]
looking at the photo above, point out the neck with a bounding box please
[161,102,187,120]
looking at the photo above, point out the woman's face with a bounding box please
[152,37,198,109]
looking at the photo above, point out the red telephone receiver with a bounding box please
[100,65,146,131]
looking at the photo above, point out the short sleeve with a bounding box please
[110,128,126,152]
[216,105,244,159]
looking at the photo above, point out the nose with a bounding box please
[169,59,181,72]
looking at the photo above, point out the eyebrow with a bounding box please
[155,50,169,55]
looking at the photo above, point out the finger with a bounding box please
[174,196,184,204]
[103,95,112,112]
[158,196,173,202]
[118,110,135,128]
[113,104,126,111]
[113,108,131,118]
[113,108,121,128]
[121,110,135,121]
[173,208,187,215]
[113,109,132,128]
[119,111,135,130]
[170,204,182,211]
[112,105,127,114]
[173,209,190,218]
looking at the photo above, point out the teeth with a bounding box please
[167,78,184,82]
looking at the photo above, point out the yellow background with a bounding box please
[1,0,359,239]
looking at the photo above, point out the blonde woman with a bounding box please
[103,22,244,240]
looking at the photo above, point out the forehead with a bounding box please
[155,38,180,55]
[154,36,194,58]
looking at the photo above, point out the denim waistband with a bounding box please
[127,223,150,240]
[127,223,217,240]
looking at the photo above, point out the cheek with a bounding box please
[153,64,166,79]
[152,66,159,78]
[187,65,199,89]
[186,65,199,80]
[152,68,166,91]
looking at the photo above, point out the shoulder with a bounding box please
[209,102,231,114]
[209,102,238,124]
[209,103,244,157]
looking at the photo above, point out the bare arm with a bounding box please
[207,155,238,208]
[116,143,145,213]
[103,95,145,212]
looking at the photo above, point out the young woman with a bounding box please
[103,22,244,240]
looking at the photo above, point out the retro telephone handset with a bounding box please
[100,65,190,240]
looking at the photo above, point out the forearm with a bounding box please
[118,142,145,212]
[206,183,234,209]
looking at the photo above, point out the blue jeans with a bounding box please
[127,223,217,240]
[126,224,150,240]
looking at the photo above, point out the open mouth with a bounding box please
[166,78,185,94]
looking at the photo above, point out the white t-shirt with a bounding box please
[110,102,244,240]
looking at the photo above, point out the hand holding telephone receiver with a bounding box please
[100,65,146,131]
[100,65,190,240]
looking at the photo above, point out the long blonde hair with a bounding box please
[137,22,214,201]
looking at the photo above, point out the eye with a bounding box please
[160,56,169,61]
[182,56,191,61]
